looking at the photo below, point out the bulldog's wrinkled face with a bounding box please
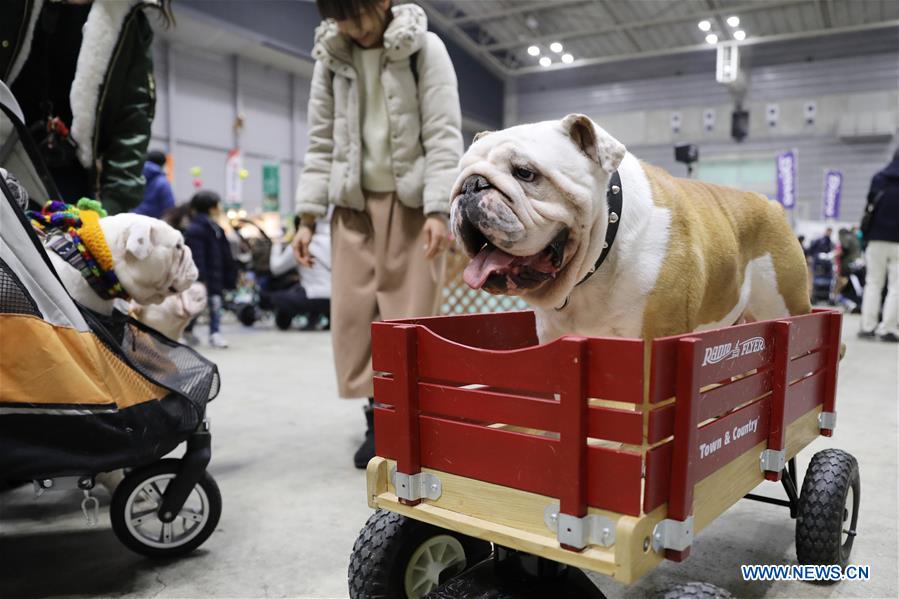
[132,282,207,340]
[450,114,626,306]
[102,214,198,306]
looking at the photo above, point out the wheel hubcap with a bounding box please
[124,473,209,549]
[403,535,467,598]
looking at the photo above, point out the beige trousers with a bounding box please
[331,191,445,398]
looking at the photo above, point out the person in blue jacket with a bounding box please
[133,150,175,218]
[184,190,237,348]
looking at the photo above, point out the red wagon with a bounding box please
[349,309,859,598]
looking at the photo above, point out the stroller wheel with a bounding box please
[110,459,222,559]
[237,304,257,327]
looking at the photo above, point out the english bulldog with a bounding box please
[48,213,198,316]
[131,282,207,341]
[450,114,810,341]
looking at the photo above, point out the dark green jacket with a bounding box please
[1,0,158,215]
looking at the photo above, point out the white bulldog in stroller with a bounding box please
[0,85,222,559]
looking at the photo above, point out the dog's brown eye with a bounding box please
[513,167,536,182]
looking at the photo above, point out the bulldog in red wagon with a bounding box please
[450,114,811,341]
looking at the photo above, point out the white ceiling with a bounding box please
[418,0,899,76]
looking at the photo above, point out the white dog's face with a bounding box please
[132,282,207,340]
[102,214,198,305]
[450,114,626,307]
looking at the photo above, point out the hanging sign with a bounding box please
[822,170,842,219]
[775,150,796,209]
[225,149,243,209]
[262,163,280,213]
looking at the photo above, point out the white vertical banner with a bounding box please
[225,149,243,208]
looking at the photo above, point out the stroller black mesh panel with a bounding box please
[0,257,40,317]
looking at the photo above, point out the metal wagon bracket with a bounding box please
[390,467,442,502]
[651,516,694,553]
[544,504,616,549]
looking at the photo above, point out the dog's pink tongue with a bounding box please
[463,246,517,289]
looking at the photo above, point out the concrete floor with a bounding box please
[1,312,896,599]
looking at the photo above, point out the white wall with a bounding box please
[151,42,310,216]
[514,52,899,222]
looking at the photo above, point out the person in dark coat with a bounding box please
[133,150,175,218]
[184,190,236,348]
[2,0,174,213]
[859,148,899,342]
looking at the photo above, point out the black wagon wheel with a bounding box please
[110,459,222,559]
[796,448,860,569]
[655,582,735,599]
[348,509,492,599]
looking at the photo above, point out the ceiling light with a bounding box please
[561,53,574,64]
[527,45,540,56]
[733,29,746,40]
[705,33,719,44]
[698,20,711,32]
[539,56,552,67]
[727,16,740,27]
[550,42,563,53]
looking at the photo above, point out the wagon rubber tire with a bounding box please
[348,509,492,599]
[110,459,222,559]
[796,448,860,569]
[655,582,735,599]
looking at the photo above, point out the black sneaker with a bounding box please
[857,330,877,339]
[880,332,899,343]
[353,404,375,469]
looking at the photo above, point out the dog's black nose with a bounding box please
[462,175,492,195]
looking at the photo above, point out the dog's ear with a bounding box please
[124,219,154,261]
[561,113,626,174]
[472,130,493,143]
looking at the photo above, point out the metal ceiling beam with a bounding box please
[817,0,833,28]
[451,0,592,26]
[418,0,513,78]
[597,0,643,52]
[513,18,899,75]
[484,0,814,52]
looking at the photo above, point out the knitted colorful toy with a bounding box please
[29,199,127,301]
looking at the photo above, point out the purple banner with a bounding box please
[776,150,796,208]
[822,170,843,219]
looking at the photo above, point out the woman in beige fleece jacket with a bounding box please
[293,0,462,467]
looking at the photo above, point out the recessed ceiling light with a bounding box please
[561,53,574,64]
[698,20,711,32]
[539,56,552,67]
[733,29,746,40]
[550,42,563,53]
[727,16,740,27]
[527,45,540,56]
[705,33,719,44]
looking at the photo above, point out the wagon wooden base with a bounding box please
[368,404,821,584]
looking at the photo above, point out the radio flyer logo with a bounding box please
[701,336,766,367]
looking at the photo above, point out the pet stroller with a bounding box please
[811,251,836,304]
[0,83,222,558]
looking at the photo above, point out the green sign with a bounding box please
[262,163,280,212]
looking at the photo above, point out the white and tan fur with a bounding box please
[48,213,197,316]
[451,114,810,342]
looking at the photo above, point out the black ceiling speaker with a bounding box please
[731,109,749,142]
